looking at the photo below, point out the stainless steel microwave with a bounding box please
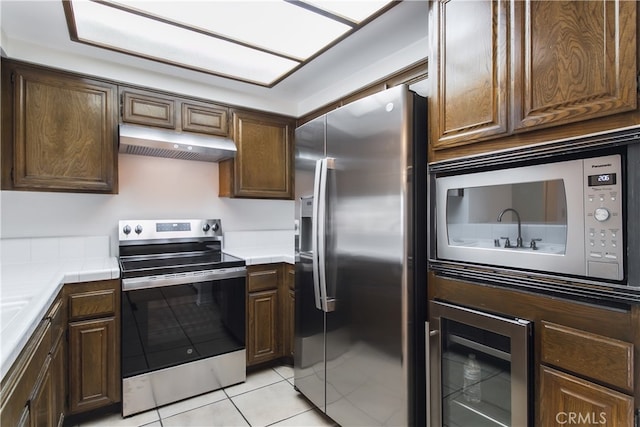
[435,154,624,281]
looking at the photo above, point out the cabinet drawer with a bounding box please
[46,296,65,343]
[247,266,280,292]
[68,289,116,320]
[541,321,634,392]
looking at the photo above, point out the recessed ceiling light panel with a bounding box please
[64,0,397,87]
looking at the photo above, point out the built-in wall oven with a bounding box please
[429,301,532,427]
[118,219,246,417]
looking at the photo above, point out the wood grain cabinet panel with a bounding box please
[283,265,295,358]
[121,90,176,129]
[120,87,230,137]
[182,102,229,136]
[68,318,119,414]
[220,110,293,199]
[68,289,116,320]
[512,0,637,131]
[247,289,279,366]
[247,266,280,293]
[541,321,634,393]
[431,0,509,148]
[65,280,120,415]
[1,61,118,193]
[540,366,634,427]
[50,335,66,427]
[29,355,53,427]
[428,0,638,155]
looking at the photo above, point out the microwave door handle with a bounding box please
[318,158,336,313]
[311,159,324,311]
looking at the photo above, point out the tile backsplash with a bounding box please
[1,236,111,265]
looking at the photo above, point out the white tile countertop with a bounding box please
[0,236,120,379]
[223,230,294,265]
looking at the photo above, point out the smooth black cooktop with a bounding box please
[119,241,245,279]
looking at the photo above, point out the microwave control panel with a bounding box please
[583,155,623,281]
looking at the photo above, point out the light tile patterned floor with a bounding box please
[72,364,338,427]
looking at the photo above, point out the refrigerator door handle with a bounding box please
[318,158,336,313]
[311,159,324,311]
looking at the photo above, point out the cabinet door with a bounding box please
[430,0,509,149]
[8,65,118,193]
[68,318,119,414]
[247,289,279,366]
[224,111,293,199]
[29,356,52,427]
[512,0,637,131]
[283,266,295,358]
[182,101,229,136]
[50,335,65,427]
[121,89,176,129]
[16,405,30,427]
[540,366,634,426]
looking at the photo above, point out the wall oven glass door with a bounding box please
[429,301,531,427]
[122,276,245,379]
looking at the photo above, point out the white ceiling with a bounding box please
[0,0,428,117]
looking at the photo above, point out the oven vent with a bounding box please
[119,124,236,163]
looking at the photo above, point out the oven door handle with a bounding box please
[121,266,246,291]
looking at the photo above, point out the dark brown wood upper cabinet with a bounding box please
[219,110,294,199]
[1,60,118,193]
[430,0,509,148]
[120,88,230,137]
[512,0,637,131]
[429,0,638,153]
[121,89,176,129]
[181,101,229,136]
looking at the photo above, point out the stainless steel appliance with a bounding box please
[118,219,246,417]
[294,85,427,426]
[429,301,532,427]
[435,154,624,281]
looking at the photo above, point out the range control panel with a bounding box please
[583,155,623,281]
[119,219,222,242]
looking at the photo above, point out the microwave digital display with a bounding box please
[588,173,616,186]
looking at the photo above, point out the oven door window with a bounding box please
[121,277,245,378]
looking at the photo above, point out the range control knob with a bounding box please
[594,207,610,222]
[135,225,143,235]
[123,225,131,235]
[203,223,211,232]
[211,222,220,232]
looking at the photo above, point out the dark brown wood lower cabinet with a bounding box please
[29,356,53,427]
[50,335,65,427]
[540,366,634,426]
[247,290,279,365]
[68,318,118,414]
[284,288,295,359]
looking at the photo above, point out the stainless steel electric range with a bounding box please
[118,219,246,417]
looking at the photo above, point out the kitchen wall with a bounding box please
[0,154,294,255]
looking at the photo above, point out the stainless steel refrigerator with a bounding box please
[294,85,427,427]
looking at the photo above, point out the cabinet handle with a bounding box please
[429,330,438,337]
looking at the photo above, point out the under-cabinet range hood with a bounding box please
[119,124,236,162]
